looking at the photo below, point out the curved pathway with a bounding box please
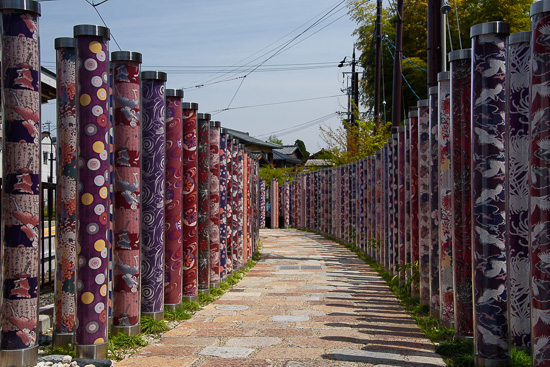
[116,229,446,367]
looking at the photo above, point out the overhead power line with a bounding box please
[209,94,343,113]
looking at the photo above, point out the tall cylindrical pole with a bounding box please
[209,121,221,288]
[470,21,510,364]
[405,119,412,283]
[225,136,233,275]
[392,0,404,127]
[141,70,167,320]
[164,88,183,310]
[529,2,550,364]
[53,37,77,348]
[398,126,406,284]
[428,86,440,319]
[409,108,420,298]
[418,100,430,305]
[449,49,473,339]
[506,31,531,350]
[73,24,110,358]
[219,130,229,281]
[181,102,199,301]
[438,71,454,327]
[231,139,239,269]
[197,113,210,293]
[111,51,142,334]
[0,1,41,365]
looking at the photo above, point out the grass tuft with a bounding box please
[140,316,170,335]
[107,333,148,361]
[46,344,76,357]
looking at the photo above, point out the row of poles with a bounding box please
[0,1,261,365]
[284,3,550,366]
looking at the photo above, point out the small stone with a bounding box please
[70,362,78,367]
[62,356,72,364]
[84,365,95,367]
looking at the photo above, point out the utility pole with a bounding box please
[427,0,443,88]
[391,0,404,130]
[373,0,382,126]
[351,47,359,127]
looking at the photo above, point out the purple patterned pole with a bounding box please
[111,51,142,334]
[164,89,183,309]
[231,140,239,268]
[182,102,199,301]
[284,180,290,228]
[370,156,376,258]
[141,71,167,320]
[259,179,266,229]
[409,108,420,298]
[197,113,210,293]
[438,71,454,327]
[471,22,510,364]
[418,99,430,305]
[0,1,41,363]
[405,120,412,283]
[219,130,229,280]
[225,136,234,276]
[428,87,440,318]
[73,24,111,359]
[375,152,382,262]
[388,139,395,272]
[530,4,550,363]
[209,121,220,288]
[449,48,474,339]
[392,134,399,273]
[53,37,77,347]
[506,31,531,350]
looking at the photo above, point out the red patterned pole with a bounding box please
[438,71,454,327]
[530,3,550,364]
[398,126,406,284]
[225,136,233,276]
[209,121,221,288]
[181,102,199,301]
[428,87,440,318]
[231,139,239,269]
[449,48,473,339]
[164,88,184,309]
[409,108,420,298]
[73,24,110,358]
[0,1,41,364]
[418,99,430,306]
[111,51,142,335]
[53,37,77,347]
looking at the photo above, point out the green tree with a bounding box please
[294,139,310,158]
[267,135,283,145]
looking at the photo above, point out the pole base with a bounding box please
[76,342,108,360]
[198,288,210,295]
[221,275,228,283]
[429,307,440,319]
[474,356,510,367]
[142,310,164,321]
[53,332,75,349]
[440,319,454,329]
[111,323,141,336]
[455,334,474,341]
[182,295,198,302]
[420,298,430,306]
[164,302,182,311]
[0,345,38,367]
[210,282,220,289]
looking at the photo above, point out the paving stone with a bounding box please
[255,347,325,359]
[137,345,198,357]
[114,357,196,367]
[329,349,405,364]
[216,305,250,311]
[158,336,220,346]
[272,315,310,322]
[225,337,282,347]
[199,358,273,367]
[199,346,255,358]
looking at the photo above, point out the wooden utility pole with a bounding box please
[427,0,443,88]
[373,0,382,126]
[391,0,404,129]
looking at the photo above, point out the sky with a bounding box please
[39,0,360,154]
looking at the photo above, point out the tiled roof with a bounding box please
[225,128,281,148]
[273,150,302,164]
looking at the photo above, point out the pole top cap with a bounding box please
[0,0,40,14]
[74,24,110,40]
[111,51,142,63]
[55,37,75,50]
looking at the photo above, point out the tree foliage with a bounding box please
[294,139,310,158]
[347,0,532,126]
[267,135,283,145]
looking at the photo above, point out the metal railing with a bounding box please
[41,182,56,286]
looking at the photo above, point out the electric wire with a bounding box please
[384,40,420,100]
[209,94,343,113]
[453,0,463,49]
[83,0,122,51]
[256,112,339,138]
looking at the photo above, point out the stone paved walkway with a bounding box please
[116,229,446,367]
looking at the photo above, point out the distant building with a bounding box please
[225,128,281,166]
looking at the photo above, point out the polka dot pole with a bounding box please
[111,51,142,335]
[73,24,110,359]
[0,1,41,364]
[164,89,184,310]
[181,102,199,301]
[53,37,77,348]
[141,71,167,320]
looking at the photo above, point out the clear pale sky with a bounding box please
[39,0,359,154]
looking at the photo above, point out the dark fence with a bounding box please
[41,182,56,286]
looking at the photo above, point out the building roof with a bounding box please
[225,128,281,149]
[305,159,332,167]
[273,150,302,165]
[274,145,306,159]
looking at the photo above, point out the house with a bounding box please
[304,149,333,168]
[224,128,281,166]
[272,145,305,168]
